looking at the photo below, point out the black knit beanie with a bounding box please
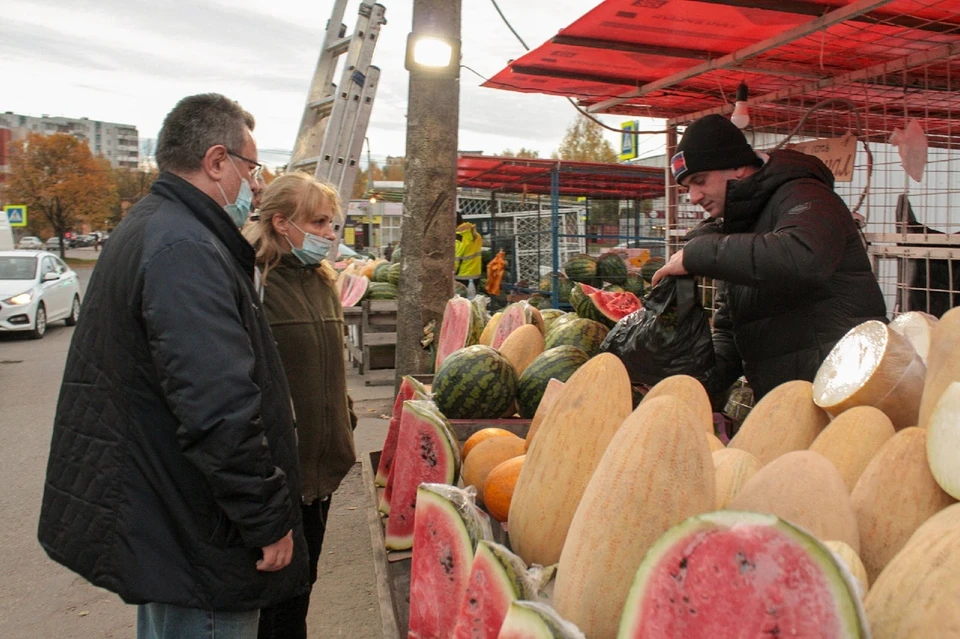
[671,114,760,184]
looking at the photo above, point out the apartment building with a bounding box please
[0,111,139,170]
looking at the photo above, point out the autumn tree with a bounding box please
[352,160,385,199]
[110,165,159,227]
[7,133,118,258]
[382,156,405,181]
[553,116,618,163]
[501,147,540,158]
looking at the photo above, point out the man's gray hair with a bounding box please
[155,94,255,173]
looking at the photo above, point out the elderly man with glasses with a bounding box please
[38,93,308,639]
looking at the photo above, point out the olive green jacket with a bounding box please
[261,254,357,503]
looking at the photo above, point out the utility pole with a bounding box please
[394,0,462,387]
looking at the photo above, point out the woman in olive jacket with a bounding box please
[243,172,357,639]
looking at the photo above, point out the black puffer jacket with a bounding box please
[683,150,887,401]
[38,173,309,611]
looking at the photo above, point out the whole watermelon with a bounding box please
[526,294,550,310]
[622,274,646,297]
[373,262,392,283]
[596,252,628,284]
[603,284,625,293]
[563,254,598,286]
[641,256,666,283]
[539,309,566,332]
[544,318,609,357]
[569,283,605,323]
[433,345,518,419]
[454,281,468,297]
[387,262,401,287]
[516,346,590,418]
[390,246,402,263]
[366,282,399,300]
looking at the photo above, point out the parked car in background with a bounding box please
[45,237,71,251]
[71,234,95,248]
[0,250,82,338]
[17,236,44,250]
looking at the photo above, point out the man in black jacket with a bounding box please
[653,114,887,404]
[38,94,309,638]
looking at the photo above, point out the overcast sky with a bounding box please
[2,0,667,169]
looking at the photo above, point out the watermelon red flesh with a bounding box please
[619,513,865,639]
[409,485,491,639]
[491,302,544,350]
[453,541,532,639]
[587,289,641,327]
[436,297,480,370]
[339,273,369,307]
[375,376,430,486]
[384,401,460,550]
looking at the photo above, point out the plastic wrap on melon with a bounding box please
[421,483,494,546]
[499,601,586,639]
[472,294,491,325]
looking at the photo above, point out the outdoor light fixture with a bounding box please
[404,32,461,76]
[731,81,750,130]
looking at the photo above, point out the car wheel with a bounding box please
[65,295,81,326]
[31,304,47,339]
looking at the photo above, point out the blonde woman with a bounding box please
[243,172,357,639]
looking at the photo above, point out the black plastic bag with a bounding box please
[600,276,715,387]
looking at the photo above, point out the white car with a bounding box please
[17,236,44,250]
[0,250,82,339]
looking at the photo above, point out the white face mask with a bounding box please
[216,156,254,228]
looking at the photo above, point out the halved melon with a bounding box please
[888,310,938,365]
[927,381,960,499]
[917,306,960,429]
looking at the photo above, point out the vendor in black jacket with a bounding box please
[38,94,309,638]
[652,114,887,404]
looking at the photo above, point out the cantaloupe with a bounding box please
[524,378,564,452]
[808,406,896,492]
[461,435,525,506]
[889,310,938,365]
[483,455,524,523]
[639,374,714,434]
[864,503,960,637]
[728,380,830,466]
[727,450,860,552]
[813,320,925,430]
[554,396,715,639]
[462,427,517,460]
[508,354,633,567]
[823,540,869,598]
[498,324,545,376]
[927,381,960,499]
[850,426,956,583]
[713,448,762,509]
[479,312,502,346]
[917,306,960,429]
[706,432,725,452]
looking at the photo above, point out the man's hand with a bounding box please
[650,249,688,286]
[257,530,293,572]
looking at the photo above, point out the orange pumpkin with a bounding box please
[483,455,525,522]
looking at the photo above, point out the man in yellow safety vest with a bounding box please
[454,216,483,297]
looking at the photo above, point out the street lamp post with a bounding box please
[394,0,462,388]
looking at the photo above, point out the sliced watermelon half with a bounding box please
[375,376,430,486]
[436,296,485,370]
[409,483,492,639]
[383,401,461,550]
[498,601,586,639]
[453,540,540,639]
[491,301,545,349]
[617,510,869,639]
[339,272,369,307]
[577,283,641,328]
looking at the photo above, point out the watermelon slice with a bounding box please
[436,296,485,370]
[383,401,461,550]
[571,283,641,328]
[375,376,431,486]
[498,601,586,639]
[339,272,369,307]
[616,510,869,638]
[409,483,493,639]
[492,302,545,349]
[453,540,549,638]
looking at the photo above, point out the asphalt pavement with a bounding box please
[0,249,392,637]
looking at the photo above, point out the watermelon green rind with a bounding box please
[596,252,628,285]
[564,254,599,286]
[387,262,401,287]
[391,246,402,263]
[366,282,399,300]
[516,346,590,419]
[617,510,869,639]
[622,275,646,297]
[640,256,665,283]
[543,318,609,358]
[373,262,391,283]
[433,345,519,420]
[499,601,586,639]
[539,309,565,332]
[569,284,605,323]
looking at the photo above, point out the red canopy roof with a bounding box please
[484,0,960,144]
[457,155,665,200]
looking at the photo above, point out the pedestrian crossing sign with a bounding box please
[4,205,27,227]
[620,121,639,161]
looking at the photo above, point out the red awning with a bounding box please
[483,0,960,145]
[457,155,666,200]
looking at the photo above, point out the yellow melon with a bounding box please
[823,540,869,597]
[524,378,564,452]
[706,432,725,452]
[554,396,715,639]
[460,435,525,506]
[917,306,960,429]
[478,312,502,346]
[712,448,762,509]
[728,380,830,466]
[864,503,960,637]
[640,374,714,434]
[927,381,960,499]
[497,324,544,376]
[508,354,633,567]
[850,427,956,583]
[727,450,860,552]
[808,406,896,492]
[813,320,925,430]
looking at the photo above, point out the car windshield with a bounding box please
[0,256,38,280]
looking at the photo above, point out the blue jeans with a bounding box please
[138,602,259,639]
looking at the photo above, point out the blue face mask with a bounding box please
[216,156,254,228]
[286,221,333,265]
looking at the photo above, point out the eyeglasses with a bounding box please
[227,150,264,182]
